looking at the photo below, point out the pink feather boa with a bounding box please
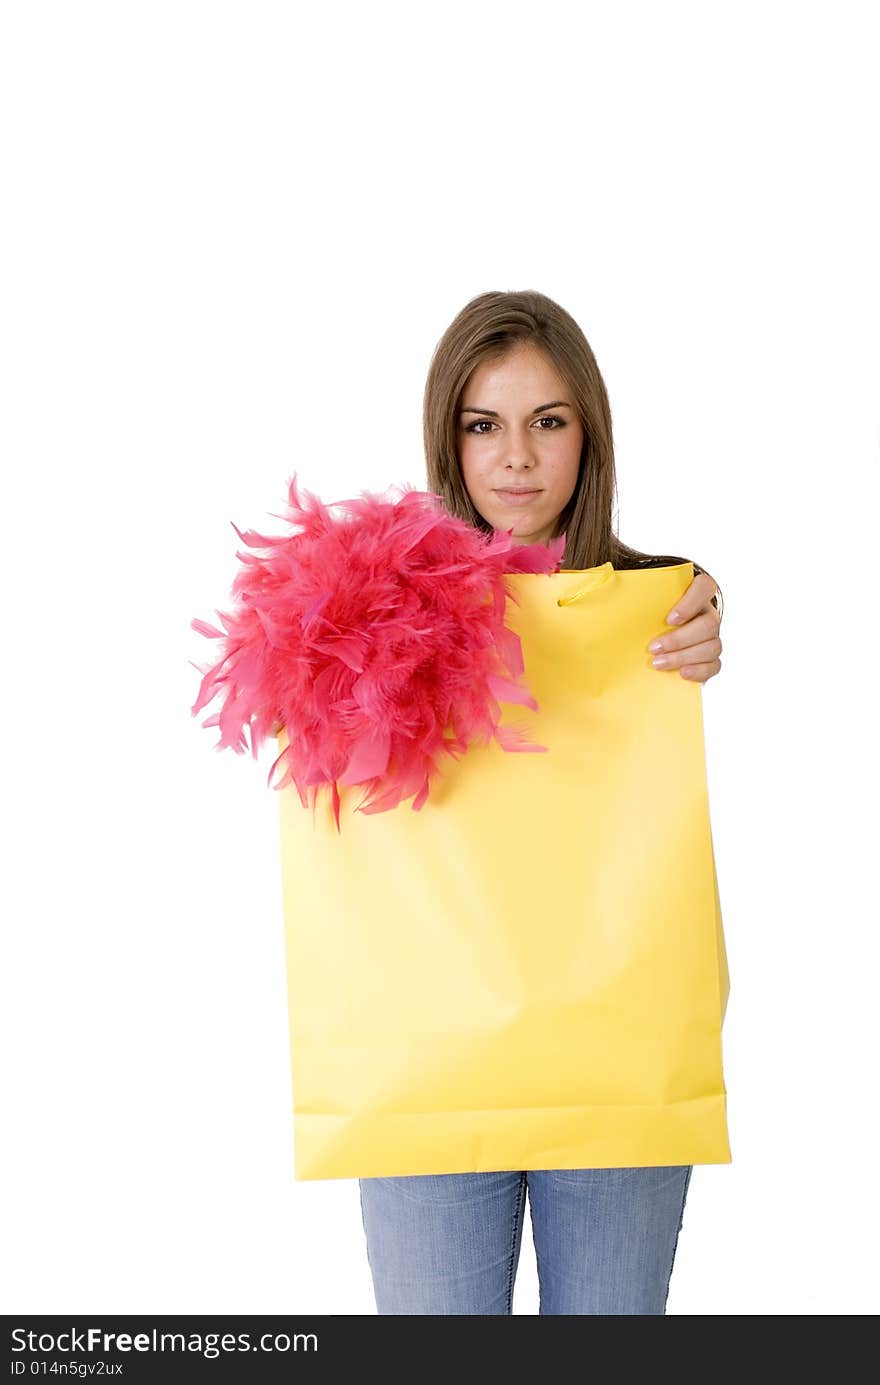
[190,474,566,829]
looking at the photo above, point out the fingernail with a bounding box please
[652,655,670,668]
[648,639,663,652]
[667,609,682,623]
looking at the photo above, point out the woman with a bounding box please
[358,289,724,1315]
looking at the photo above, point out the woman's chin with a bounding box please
[477,502,551,545]
[501,517,551,545]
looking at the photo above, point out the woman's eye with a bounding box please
[465,415,565,434]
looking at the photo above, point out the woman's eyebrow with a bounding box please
[459,400,572,417]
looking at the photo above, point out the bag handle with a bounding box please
[555,561,615,607]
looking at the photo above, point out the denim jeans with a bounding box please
[359,1164,693,1314]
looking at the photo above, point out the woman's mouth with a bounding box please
[494,488,543,507]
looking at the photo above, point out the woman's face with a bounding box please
[457,343,584,546]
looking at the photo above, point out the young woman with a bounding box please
[357,289,724,1316]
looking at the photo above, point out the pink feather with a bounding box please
[190,473,566,830]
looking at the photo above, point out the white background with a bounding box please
[3,0,878,1316]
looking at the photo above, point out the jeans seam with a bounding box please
[505,1173,526,1314]
[358,1180,374,1273]
[662,1165,693,1311]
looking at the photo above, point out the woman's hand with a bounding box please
[647,570,723,683]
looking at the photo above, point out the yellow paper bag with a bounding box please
[276,561,730,1180]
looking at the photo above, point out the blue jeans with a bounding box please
[359,1165,693,1314]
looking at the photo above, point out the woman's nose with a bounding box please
[503,446,538,469]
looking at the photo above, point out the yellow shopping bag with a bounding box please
[276,560,730,1180]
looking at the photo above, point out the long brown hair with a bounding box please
[423,289,709,578]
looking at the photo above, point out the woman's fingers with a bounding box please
[663,571,719,627]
